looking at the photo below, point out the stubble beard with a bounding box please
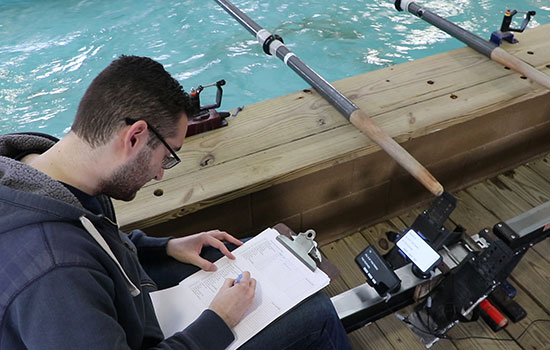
[99,146,154,201]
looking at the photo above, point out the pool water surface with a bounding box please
[0,0,548,137]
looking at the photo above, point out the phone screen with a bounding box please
[396,229,441,273]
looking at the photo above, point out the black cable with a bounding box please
[402,315,550,343]
[516,319,550,340]
[449,319,550,342]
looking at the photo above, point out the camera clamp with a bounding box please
[185,79,231,137]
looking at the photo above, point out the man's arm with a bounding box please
[3,267,235,350]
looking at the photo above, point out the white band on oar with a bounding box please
[256,29,270,44]
[284,52,296,65]
[400,0,415,12]
[269,39,284,56]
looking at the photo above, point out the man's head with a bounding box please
[71,55,188,147]
[70,56,189,200]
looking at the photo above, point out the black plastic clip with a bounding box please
[394,0,404,12]
[262,34,284,55]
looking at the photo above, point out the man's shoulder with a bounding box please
[0,220,109,299]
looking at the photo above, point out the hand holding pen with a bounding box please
[209,271,256,328]
[234,273,243,285]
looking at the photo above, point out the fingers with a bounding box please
[190,255,217,272]
[205,234,238,260]
[209,271,256,328]
[236,271,251,284]
[206,230,244,247]
[247,277,256,297]
[233,272,255,297]
[221,271,253,290]
[169,230,244,269]
[221,232,244,247]
[221,277,234,289]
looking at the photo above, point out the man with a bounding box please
[0,55,351,349]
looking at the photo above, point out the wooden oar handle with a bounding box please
[350,109,444,197]
[491,47,550,90]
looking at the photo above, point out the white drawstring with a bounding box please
[79,215,140,297]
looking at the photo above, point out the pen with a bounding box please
[233,273,243,285]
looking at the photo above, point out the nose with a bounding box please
[154,167,164,181]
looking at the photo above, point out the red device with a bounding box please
[479,299,508,331]
[185,80,231,137]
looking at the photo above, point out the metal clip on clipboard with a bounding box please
[276,229,322,271]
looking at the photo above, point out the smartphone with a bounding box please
[396,229,441,273]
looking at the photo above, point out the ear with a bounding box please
[121,120,149,157]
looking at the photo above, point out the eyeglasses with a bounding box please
[125,118,181,169]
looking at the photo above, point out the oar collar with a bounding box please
[394,0,415,12]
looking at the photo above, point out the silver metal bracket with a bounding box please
[276,229,321,271]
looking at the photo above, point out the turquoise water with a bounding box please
[1,0,549,137]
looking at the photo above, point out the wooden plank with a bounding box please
[151,26,550,187]
[319,241,356,296]
[117,74,549,230]
[347,323,396,350]
[525,154,550,180]
[450,190,500,234]
[446,321,519,349]
[465,181,532,221]
[504,281,550,349]
[359,221,402,255]
[397,207,422,227]
[320,233,370,291]
[496,166,550,205]
[508,250,550,315]
[374,308,457,350]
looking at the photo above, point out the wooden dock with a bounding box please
[322,153,550,350]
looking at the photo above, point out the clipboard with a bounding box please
[273,223,340,280]
[151,226,334,348]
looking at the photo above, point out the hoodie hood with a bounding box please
[0,133,87,233]
[0,132,140,297]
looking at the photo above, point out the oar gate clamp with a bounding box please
[260,32,284,56]
[490,9,536,46]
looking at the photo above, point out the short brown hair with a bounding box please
[71,55,188,147]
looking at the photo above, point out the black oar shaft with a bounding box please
[406,2,495,57]
[278,46,358,117]
[215,0,262,36]
[215,0,357,118]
